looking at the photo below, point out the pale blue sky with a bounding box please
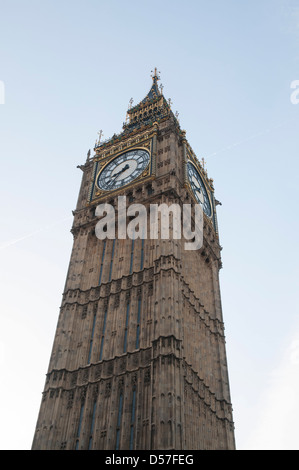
[1,0,299,450]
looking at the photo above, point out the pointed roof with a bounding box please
[127,68,164,116]
[95,69,183,152]
[121,68,182,136]
[140,68,161,103]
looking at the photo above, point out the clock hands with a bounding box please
[108,164,130,188]
[114,163,130,179]
[187,162,212,217]
[97,150,150,191]
[190,176,205,205]
[192,180,201,191]
[190,177,201,193]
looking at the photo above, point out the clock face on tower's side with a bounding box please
[97,149,150,191]
[187,161,212,217]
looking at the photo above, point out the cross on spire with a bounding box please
[96,130,104,147]
[151,67,161,82]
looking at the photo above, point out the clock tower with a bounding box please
[32,70,235,450]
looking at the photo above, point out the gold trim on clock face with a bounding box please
[96,148,150,192]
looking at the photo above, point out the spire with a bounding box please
[140,67,161,103]
[151,67,160,81]
[97,69,183,151]
[122,68,181,135]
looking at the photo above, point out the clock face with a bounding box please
[97,149,150,191]
[187,161,212,217]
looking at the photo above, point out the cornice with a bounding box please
[44,346,233,424]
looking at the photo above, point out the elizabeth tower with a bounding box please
[32,71,235,450]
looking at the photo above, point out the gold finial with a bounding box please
[151,67,161,81]
[159,83,164,95]
[168,98,173,108]
[201,157,206,169]
[128,97,134,109]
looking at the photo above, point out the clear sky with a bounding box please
[0,0,299,450]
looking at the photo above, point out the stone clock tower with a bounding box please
[32,70,235,450]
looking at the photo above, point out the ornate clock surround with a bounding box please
[88,129,157,203]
